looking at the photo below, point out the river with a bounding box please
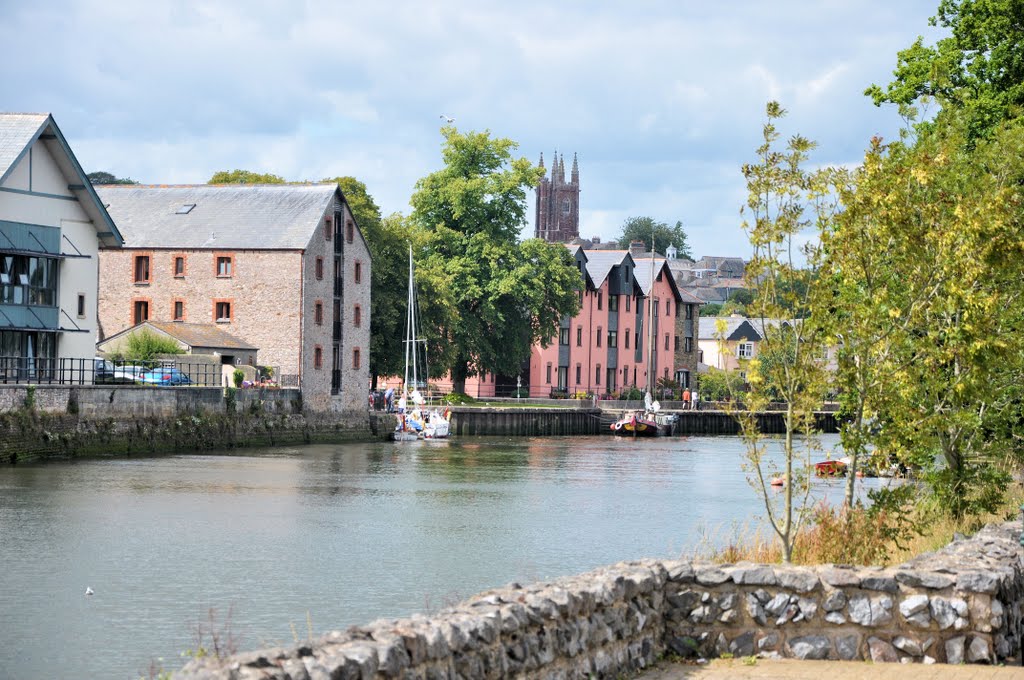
[0,433,888,679]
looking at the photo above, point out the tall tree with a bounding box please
[208,169,286,184]
[616,217,692,259]
[866,0,1024,142]
[827,115,1024,518]
[737,102,834,563]
[410,126,581,394]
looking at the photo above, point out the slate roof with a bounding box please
[0,113,48,180]
[697,316,792,341]
[99,321,257,351]
[95,184,340,249]
[0,112,123,245]
[581,249,632,288]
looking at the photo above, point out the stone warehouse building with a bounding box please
[0,113,123,375]
[96,184,370,413]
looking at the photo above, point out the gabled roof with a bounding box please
[631,254,685,303]
[563,243,594,289]
[99,321,257,352]
[95,183,341,249]
[582,249,634,289]
[697,316,793,341]
[0,112,123,246]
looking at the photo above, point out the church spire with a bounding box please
[571,152,579,183]
[538,151,545,170]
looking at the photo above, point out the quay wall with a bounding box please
[175,521,1024,679]
[0,385,372,464]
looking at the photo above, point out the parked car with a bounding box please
[93,358,118,384]
[137,367,192,386]
[113,364,148,383]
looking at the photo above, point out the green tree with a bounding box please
[87,171,137,185]
[410,126,581,394]
[116,329,182,363]
[826,115,1024,519]
[699,302,723,317]
[616,217,692,258]
[866,0,1024,142]
[736,102,834,563]
[208,169,286,184]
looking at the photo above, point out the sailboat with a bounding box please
[393,245,451,441]
[611,243,676,437]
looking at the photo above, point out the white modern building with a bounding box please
[0,113,123,376]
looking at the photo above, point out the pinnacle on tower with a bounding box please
[538,151,544,169]
[571,152,579,183]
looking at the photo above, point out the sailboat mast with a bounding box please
[404,245,414,394]
[646,236,656,396]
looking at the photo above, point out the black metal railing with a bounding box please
[0,356,228,387]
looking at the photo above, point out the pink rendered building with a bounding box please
[529,245,685,398]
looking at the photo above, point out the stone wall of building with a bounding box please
[173,521,1023,679]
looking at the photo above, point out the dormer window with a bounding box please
[175,204,196,215]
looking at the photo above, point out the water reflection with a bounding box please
[0,434,891,679]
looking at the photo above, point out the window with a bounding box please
[597,291,603,310]
[325,215,332,241]
[173,299,184,321]
[674,336,680,351]
[354,305,362,328]
[666,301,671,317]
[216,255,233,278]
[686,304,693,319]
[698,349,704,363]
[685,337,693,352]
[559,327,569,345]
[174,256,185,278]
[626,296,631,312]
[595,364,601,385]
[606,367,616,391]
[738,342,754,359]
[353,347,361,369]
[314,345,323,369]
[608,330,617,348]
[315,257,324,280]
[76,294,86,318]
[654,300,660,317]
[133,255,150,284]
[354,261,362,284]
[596,327,602,348]
[625,329,631,349]
[215,300,232,323]
[546,363,552,384]
[575,364,581,384]
[314,300,323,325]
[347,220,354,243]
[132,299,149,325]
[578,290,583,305]
[665,334,670,351]
[609,295,618,312]
[576,327,582,347]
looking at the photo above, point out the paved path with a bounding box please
[637,659,1023,679]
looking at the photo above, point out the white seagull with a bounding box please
[439,115,455,124]
[85,587,94,596]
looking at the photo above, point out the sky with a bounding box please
[2,0,944,259]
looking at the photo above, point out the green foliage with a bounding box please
[410,126,581,393]
[87,171,137,185]
[232,369,244,388]
[737,101,834,563]
[616,216,693,259]
[866,0,1024,143]
[123,329,183,363]
[699,302,723,317]
[619,386,644,401]
[24,385,35,410]
[823,113,1024,519]
[208,169,286,184]
[442,392,476,405]
[697,369,743,402]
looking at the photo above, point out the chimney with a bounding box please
[592,236,600,244]
[630,240,646,257]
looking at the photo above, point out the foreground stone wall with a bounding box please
[175,521,1023,679]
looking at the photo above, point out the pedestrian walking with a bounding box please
[682,387,691,410]
[692,389,700,411]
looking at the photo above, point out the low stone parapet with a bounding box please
[174,520,1023,678]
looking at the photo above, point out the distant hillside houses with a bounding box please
[568,236,749,305]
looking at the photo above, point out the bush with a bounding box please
[442,392,476,405]
[619,386,644,401]
[123,329,183,363]
[698,369,744,401]
[232,369,245,388]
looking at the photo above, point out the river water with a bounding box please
[0,433,887,679]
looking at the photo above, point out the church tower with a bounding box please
[534,151,580,242]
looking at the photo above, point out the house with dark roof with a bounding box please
[95,183,370,414]
[97,320,259,366]
[0,113,123,378]
[529,246,696,397]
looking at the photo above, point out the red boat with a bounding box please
[611,411,659,436]
[814,460,848,477]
